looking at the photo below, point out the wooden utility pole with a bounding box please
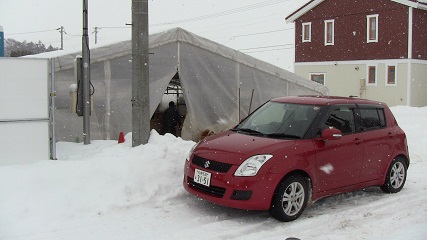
[82,0,91,144]
[93,27,99,44]
[131,0,150,146]
[58,26,64,50]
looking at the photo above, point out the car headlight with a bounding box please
[234,154,273,176]
[186,142,200,161]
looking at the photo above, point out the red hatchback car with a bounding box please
[183,96,409,222]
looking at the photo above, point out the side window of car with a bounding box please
[360,108,386,131]
[324,107,356,135]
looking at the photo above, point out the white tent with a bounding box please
[48,28,328,141]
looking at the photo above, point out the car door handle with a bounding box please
[354,138,363,145]
[388,132,395,138]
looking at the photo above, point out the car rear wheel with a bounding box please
[270,175,308,222]
[381,157,407,193]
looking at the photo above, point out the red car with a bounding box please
[183,96,409,222]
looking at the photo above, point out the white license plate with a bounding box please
[194,169,211,187]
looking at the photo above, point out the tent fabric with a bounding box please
[49,28,328,141]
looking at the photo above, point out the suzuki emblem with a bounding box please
[204,160,210,168]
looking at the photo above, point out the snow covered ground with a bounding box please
[1,106,427,240]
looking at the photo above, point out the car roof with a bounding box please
[271,95,387,106]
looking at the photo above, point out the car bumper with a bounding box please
[183,159,281,210]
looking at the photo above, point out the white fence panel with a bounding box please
[0,58,50,164]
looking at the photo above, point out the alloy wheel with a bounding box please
[390,161,405,189]
[281,182,305,216]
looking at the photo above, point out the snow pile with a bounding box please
[0,131,196,239]
[391,106,427,161]
[0,106,427,240]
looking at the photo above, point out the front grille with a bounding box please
[192,155,232,173]
[187,177,226,198]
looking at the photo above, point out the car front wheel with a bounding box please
[381,157,407,193]
[270,175,308,222]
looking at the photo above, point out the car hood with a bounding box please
[193,130,296,165]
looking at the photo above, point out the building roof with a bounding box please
[285,0,427,23]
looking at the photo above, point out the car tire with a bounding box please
[270,175,308,222]
[380,157,407,193]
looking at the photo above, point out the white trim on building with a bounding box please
[294,59,427,66]
[407,6,413,105]
[366,14,379,43]
[309,72,327,85]
[302,22,312,42]
[285,0,427,23]
[324,19,335,46]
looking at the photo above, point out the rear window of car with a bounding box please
[360,108,386,130]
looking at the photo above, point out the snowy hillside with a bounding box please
[1,106,426,240]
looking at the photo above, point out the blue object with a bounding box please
[0,26,4,57]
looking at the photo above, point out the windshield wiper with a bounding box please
[232,128,263,135]
[266,133,301,139]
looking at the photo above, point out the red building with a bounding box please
[286,0,427,106]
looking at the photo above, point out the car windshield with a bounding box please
[232,101,320,139]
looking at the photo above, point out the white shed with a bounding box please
[43,28,328,141]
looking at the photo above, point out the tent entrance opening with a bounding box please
[150,71,186,137]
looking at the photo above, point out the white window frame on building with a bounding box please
[302,22,312,42]
[385,64,397,86]
[366,64,378,86]
[367,14,379,43]
[324,19,335,46]
[310,73,326,85]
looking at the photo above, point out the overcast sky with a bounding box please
[0,0,309,70]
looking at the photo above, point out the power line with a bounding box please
[64,32,80,37]
[5,0,293,50]
[7,29,58,35]
[16,0,289,44]
[232,27,294,38]
[242,46,294,54]
[198,17,286,36]
[151,0,290,27]
[94,17,288,43]
[98,26,130,29]
[196,12,278,31]
[238,44,294,51]
[98,16,284,36]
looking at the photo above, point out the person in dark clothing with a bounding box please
[163,101,181,136]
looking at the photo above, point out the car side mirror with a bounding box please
[321,127,342,140]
